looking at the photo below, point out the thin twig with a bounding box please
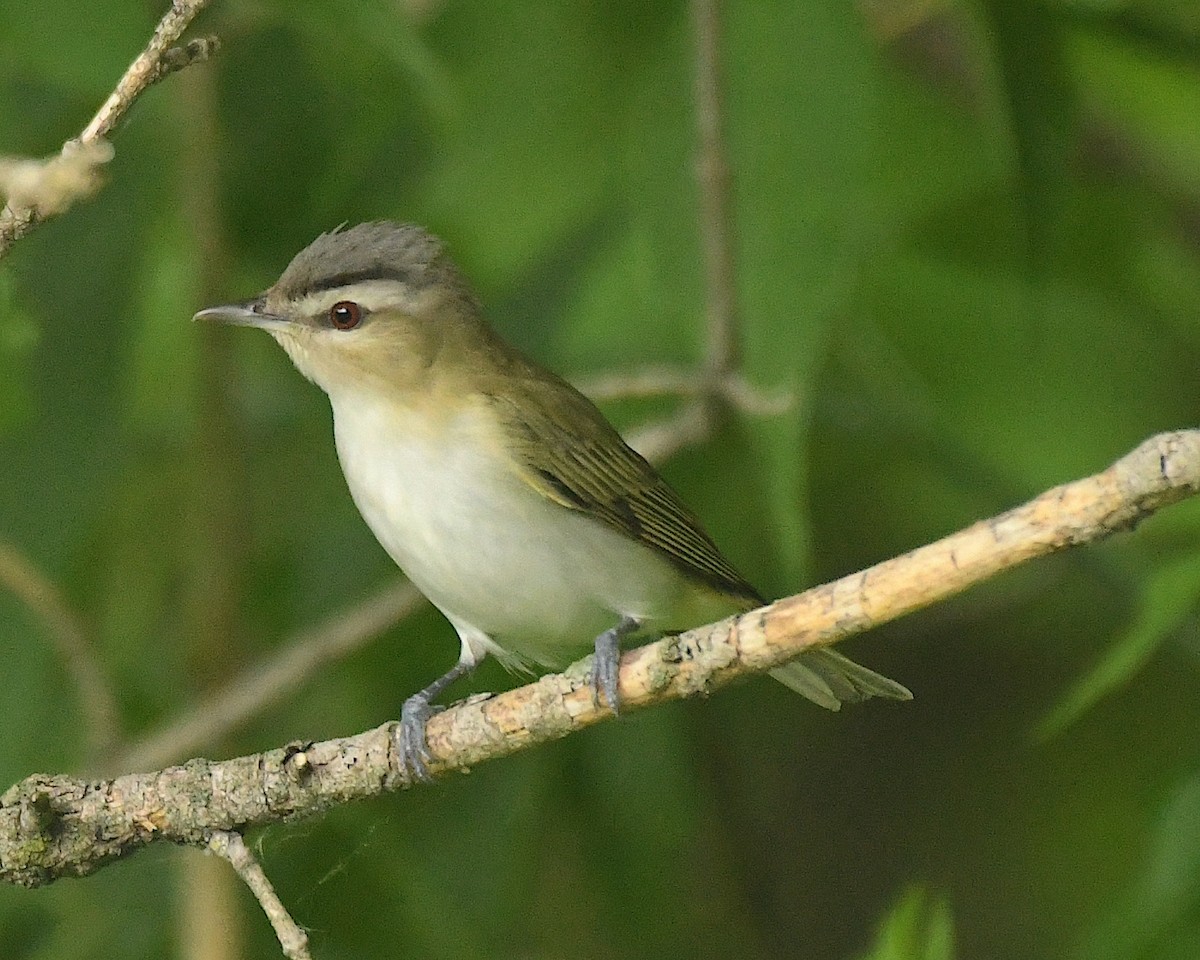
[207,832,312,960]
[0,0,215,258]
[578,366,792,415]
[4,429,1197,888]
[0,542,120,759]
[111,580,423,774]
[692,0,740,377]
[577,365,700,402]
[80,4,215,143]
[594,0,747,464]
[719,372,793,416]
[624,400,714,463]
[147,36,221,87]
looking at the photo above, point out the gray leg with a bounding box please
[592,615,641,713]
[396,659,474,783]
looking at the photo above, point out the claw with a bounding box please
[591,633,621,712]
[395,693,436,783]
[590,615,639,713]
[393,658,475,783]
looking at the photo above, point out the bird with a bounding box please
[194,221,911,780]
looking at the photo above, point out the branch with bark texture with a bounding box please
[3,429,1196,889]
[207,832,312,960]
[110,580,423,775]
[0,1,216,258]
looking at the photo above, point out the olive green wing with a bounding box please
[486,376,763,607]
[485,371,913,711]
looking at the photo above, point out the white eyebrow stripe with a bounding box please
[292,279,426,318]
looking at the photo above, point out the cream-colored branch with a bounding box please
[624,399,713,463]
[578,365,792,415]
[110,580,423,775]
[207,832,312,960]
[0,542,120,759]
[0,0,216,258]
[576,364,701,402]
[2,429,1196,888]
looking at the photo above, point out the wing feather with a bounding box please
[476,363,912,711]
[484,378,762,607]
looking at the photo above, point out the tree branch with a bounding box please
[692,0,740,377]
[0,0,216,258]
[586,0,763,464]
[577,365,792,415]
[0,542,120,759]
[110,581,423,775]
[206,832,312,960]
[3,429,1196,889]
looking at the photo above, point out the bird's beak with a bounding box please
[192,299,292,332]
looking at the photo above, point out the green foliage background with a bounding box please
[2,1,1200,957]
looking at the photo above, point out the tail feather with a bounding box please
[769,648,912,711]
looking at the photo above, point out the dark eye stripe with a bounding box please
[302,266,423,296]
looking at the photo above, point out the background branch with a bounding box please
[206,832,312,960]
[3,429,1195,889]
[0,0,215,258]
[111,580,423,775]
[692,0,740,379]
[0,543,119,759]
[569,0,757,469]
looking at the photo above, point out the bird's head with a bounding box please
[195,221,483,398]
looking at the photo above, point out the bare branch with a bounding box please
[4,430,1197,888]
[624,400,714,463]
[0,542,120,758]
[111,580,423,774]
[207,832,312,960]
[692,0,740,376]
[576,365,700,402]
[720,372,793,416]
[578,366,793,415]
[80,4,215,143]
[147,36,221,87]
[577,0,756,467]
[0,0,215,258]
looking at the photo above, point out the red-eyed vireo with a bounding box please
[195,222,911,780]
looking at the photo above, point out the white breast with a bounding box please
[328,392,694,667]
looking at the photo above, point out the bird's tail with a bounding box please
[769,648,912,711]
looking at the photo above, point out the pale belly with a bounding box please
[330,397,720,666]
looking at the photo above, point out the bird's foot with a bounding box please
[395,693,437,783]
[591,615,639,713]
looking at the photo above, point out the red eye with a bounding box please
[330,301,362,330]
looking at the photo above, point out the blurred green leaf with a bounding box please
[859,886,956,960]
[1083,771,1200,960]
[0,0,152,100]
[121,218,199,432]
[1071,28,1200,195]
[1039,555,1200,737]
[0,268,37,433]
